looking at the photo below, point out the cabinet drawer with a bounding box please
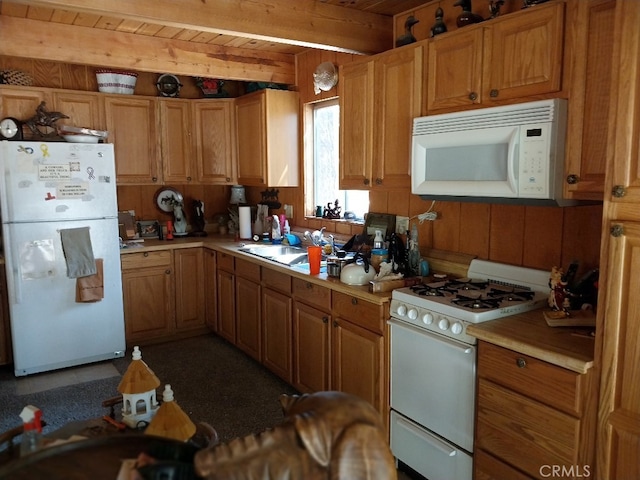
[236,258,260,281]
[476,378,580,477]
[217,252,235,272]
[292,278,331,311]
[332,291,384,334]
[474,448,533,480]
[477,342,584,416]
[121,251,171,270]
[262,267,291,294]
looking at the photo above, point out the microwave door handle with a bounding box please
[507,129,519,193]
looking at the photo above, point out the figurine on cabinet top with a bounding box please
[453,0,484,27]
[430,7,448,37]
[395,15,420,47]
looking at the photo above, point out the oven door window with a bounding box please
[390,320,476,452]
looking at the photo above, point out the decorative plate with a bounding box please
[154,187,184,213]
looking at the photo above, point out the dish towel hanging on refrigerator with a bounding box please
[76,258,104,302]
[59,227,97,278]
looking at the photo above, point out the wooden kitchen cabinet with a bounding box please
[160,98,195,184]
[173,248,205,331]
[475,341,595,479]
[216,252,236,344]
[121,251,174,343]
[193,99,236,185]
[104,95,160,184]
[235,258,262,361]
[427,1,564,112]
[52,91,105,131]
[564,0,616,201]
[235,89,299,187]
[261,268,293,383]
[204,249,217,331]
[339,43,422,190]
[332,292,387,419]
[0,86,52,139]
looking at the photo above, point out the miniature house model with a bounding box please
[117,346,161,428]
[145,384,196,442]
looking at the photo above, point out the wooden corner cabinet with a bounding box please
[474,341,596,479]
[235,89,299,187]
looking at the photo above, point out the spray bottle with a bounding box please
[19,405,43,456]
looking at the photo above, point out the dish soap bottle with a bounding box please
[373,229,384,249]
[19,405,43,456]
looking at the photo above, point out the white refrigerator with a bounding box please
[0,141,125,376]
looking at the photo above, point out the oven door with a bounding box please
[389,318,476,452]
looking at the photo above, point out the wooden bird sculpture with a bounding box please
[454,0,484,27]
[395,15,420,47]
[25,101,68,137]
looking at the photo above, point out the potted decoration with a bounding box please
[195,77,228,97]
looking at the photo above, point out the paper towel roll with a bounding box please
[239,206,252,239]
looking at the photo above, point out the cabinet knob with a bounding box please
[187,176,192,182]
[152,177,158,182]
[322,316,328,324]
[516,357,527,368]
[468,92,478,101]
[333,320,339,328]
[375,178,382,185]
[306,282,313,289]
[351,297,358,305]
[612,185,626,198]
[363,178,370,186]
[489,89,499,98]
[226,177,231,182]
[165,269,171,275]
[566,174,579,185]
[610,224,624,238]
[143,252,149,257]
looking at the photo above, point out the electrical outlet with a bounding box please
[396,216,409,234]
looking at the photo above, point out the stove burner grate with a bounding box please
[409,284,445,296]
[487,287,535,302]
[447,278,489,291]
[452,294,502,310]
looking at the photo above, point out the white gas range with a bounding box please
[389,259,550,480]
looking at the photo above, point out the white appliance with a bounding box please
[0,141,125,376]
[389,259,549,480]
[411,99,570,205]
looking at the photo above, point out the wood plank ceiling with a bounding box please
[0,0,428,83]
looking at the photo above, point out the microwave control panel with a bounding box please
[518,123,552,198]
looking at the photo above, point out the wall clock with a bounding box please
[0,117,24,141]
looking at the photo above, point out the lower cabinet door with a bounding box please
[293,301,330,393]
[262,287,293,383]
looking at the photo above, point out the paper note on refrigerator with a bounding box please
[20,239,56,279]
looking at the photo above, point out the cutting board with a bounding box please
[543,309,596,327]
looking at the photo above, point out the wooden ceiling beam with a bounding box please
[0,15,297,83]
[3,0,393,54]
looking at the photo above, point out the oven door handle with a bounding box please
[396,415,457,457]
[388,318,474,354]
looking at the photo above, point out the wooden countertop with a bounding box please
[119,235,393,306]
[467,309,595,374]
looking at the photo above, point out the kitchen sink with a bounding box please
[238,244,309,266]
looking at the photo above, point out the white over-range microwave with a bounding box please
[411,98,572,205]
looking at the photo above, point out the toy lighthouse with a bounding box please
[117,346,161,428]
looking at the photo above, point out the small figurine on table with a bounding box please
[548,266,568,312]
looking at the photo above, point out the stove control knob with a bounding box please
[408,308,418,320]
[451,322,463,335]
[438,318,450,331]
[422,312,434,325]
[396,304,407,317]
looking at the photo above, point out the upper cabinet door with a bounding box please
[483,2,564,102]
[193,99,236,185]
[52,91,105,131]
[0,86,52,138]
[236,93,267,186]
[339,61,374,189]
[373,44,423,189]
[104,95,160,184]
[427,28,484,111]
[160,98,194,184]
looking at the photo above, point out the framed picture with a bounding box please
[136,220,160,239]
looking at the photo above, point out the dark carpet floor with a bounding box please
[0,334,298,447]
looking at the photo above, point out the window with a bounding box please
[305,99,368,221]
